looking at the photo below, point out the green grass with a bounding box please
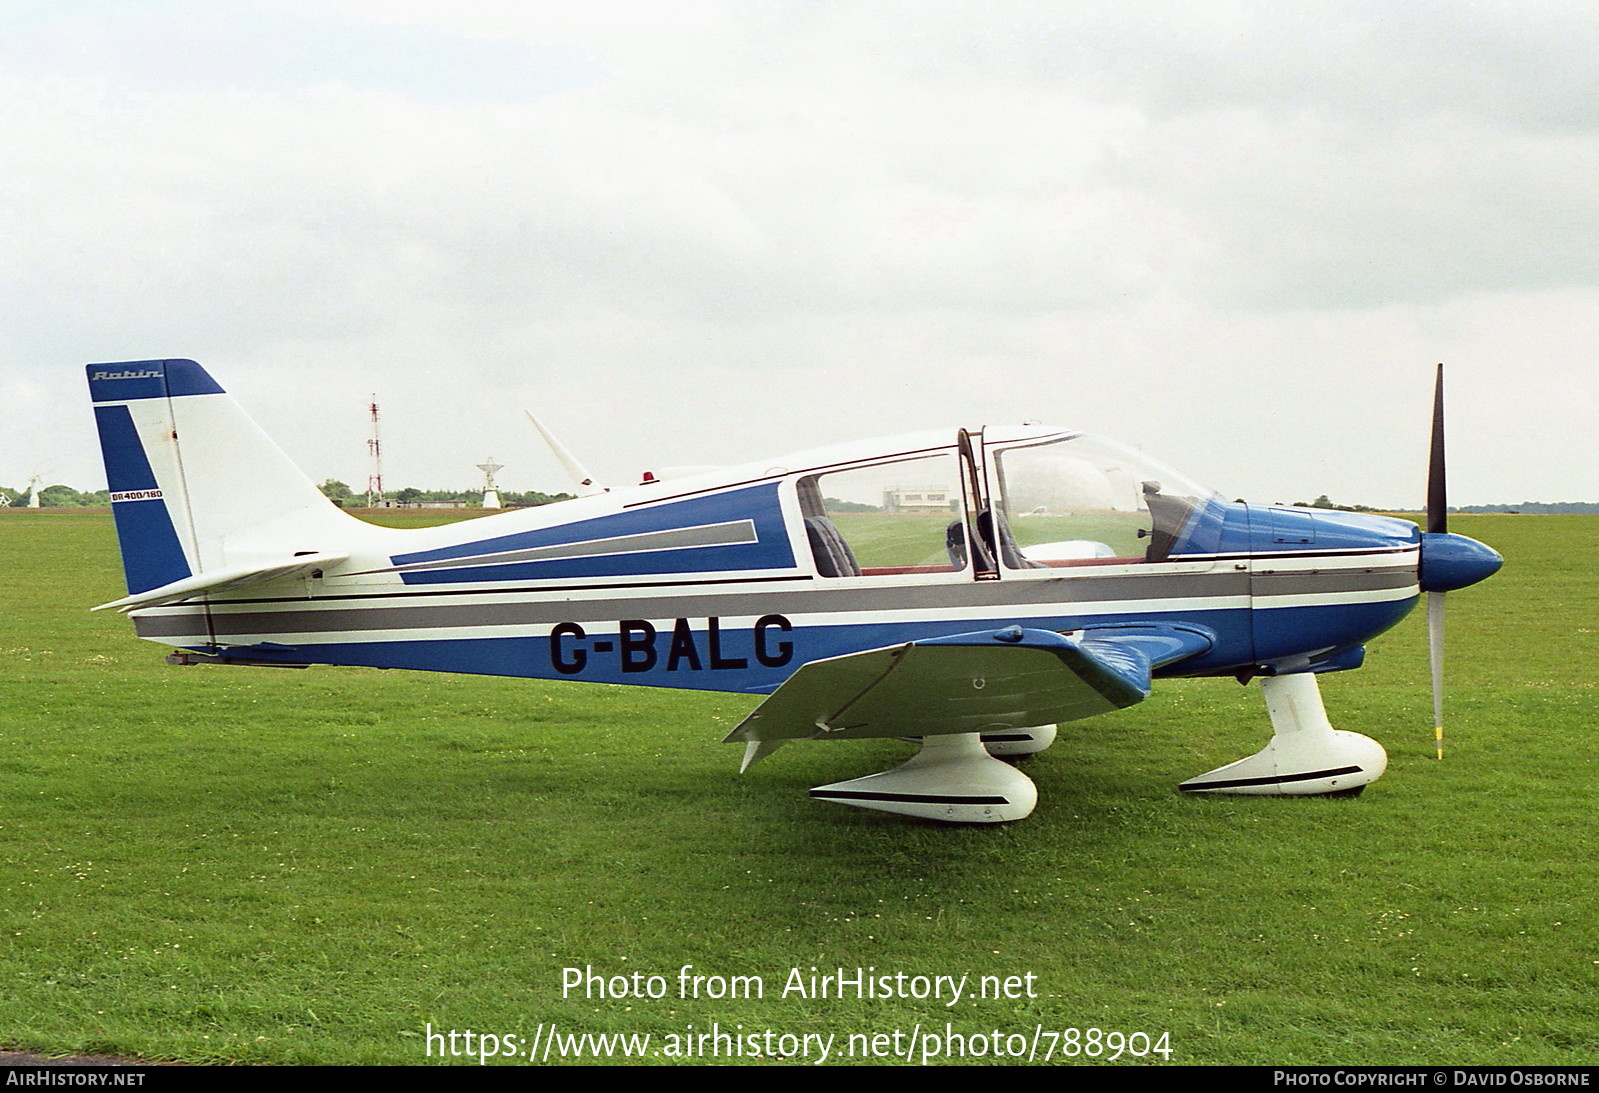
[828,512,957,568]
[0,511,1595,1065]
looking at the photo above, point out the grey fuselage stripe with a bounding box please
[366,520,759,575]
[130,563,1416,641]
[1248,571,1416,595]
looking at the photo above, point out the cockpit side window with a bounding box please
[797,452,968,577]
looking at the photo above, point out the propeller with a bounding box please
[1426,364,1446,759]
[1415,365,1503,759]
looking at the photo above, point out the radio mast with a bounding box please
[366,396,383,507]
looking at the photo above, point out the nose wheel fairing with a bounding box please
[1179,673,1387,796]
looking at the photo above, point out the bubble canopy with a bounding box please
[987,432,1222,563]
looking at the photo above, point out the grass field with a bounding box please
[1,509,1595,1065]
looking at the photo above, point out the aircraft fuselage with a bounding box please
[124,428,1446,695]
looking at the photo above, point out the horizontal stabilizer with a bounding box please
[727,623,1212,758]
[93,552,348,612]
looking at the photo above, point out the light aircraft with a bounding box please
[86,360,1500,823]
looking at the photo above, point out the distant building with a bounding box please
[883,487,956,513]
[372,499,468,509]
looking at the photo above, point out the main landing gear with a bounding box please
[807,727,1057,823]
[806,673,1386,823]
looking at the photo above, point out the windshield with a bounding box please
[991,434,1221,565]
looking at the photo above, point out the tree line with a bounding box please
[1,484,111,507]
[0,482,573,508]
[316,480,575,508]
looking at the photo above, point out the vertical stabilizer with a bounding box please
[87,359,358,596]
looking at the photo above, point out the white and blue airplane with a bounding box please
[86,360,1501,823]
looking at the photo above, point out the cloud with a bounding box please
[3,1,1597,505]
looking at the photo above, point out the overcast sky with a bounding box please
[4,0,1596,507]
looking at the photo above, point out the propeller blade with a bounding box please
[1427,363,1447,535]
[1426,364,1447,757]
[1428,589,1446,759]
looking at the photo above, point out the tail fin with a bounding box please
[87,359,357,596]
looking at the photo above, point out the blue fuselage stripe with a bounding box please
[193,597,1414,694]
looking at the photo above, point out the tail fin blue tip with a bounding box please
[87,359,222,404]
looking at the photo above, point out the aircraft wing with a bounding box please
[727,623,1213,769]
[92,552,349,613]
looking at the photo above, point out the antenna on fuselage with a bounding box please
[524,411,608,496]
